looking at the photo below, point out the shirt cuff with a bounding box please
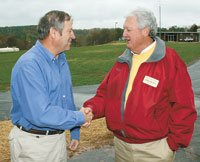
[75,110,85,126]
[70,127,80,140]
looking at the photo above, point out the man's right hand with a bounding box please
[80,107,93,127]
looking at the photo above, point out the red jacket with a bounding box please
[83,37,197,151]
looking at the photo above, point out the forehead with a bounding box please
[123,16,137,27]
[63,20,72,30]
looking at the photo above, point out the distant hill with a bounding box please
[0,25,38,42]
[0,25,90,49]
[0,26,124,49]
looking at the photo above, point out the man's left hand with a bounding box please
[68,139,79,151]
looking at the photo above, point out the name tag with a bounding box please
[143,76,159,88]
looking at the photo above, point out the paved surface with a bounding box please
[0,85,99,120]
[0,60,200,161]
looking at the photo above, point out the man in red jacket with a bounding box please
[82,8,197,162]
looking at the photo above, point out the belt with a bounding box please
[17,125,64,135]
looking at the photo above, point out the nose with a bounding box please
[123,29,127,38]
[71,30,76,39]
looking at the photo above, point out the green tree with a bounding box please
[0,40,3,47]
[6,36,17,47]
[99,29,112,44]
[0,34,8,47]
[75,34,83,47]
[189,24,198,32]
[114,28,123,40]
[168,25,185,32]
[86,29,100,45]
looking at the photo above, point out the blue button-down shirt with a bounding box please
[10,40,85,139]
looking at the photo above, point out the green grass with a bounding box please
[66,43,125,86]
[0,50,26,91]
[0,42,200,92]
[166,42,200,65]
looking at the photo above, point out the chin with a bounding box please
[65,46,71,51]
[67,46,71,50]
[127,45,132,49]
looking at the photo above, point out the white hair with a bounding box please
[126,8,157,39]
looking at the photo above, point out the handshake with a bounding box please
[80,107,94,127]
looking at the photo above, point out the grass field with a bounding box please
[0,41,200,92]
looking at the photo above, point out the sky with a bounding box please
[0,0,199,29]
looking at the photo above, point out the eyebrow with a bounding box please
[123,26,133,30]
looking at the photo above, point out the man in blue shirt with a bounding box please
[9,10,92,162]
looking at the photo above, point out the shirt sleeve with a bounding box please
[12,60,85,130]
[70,127,80,140]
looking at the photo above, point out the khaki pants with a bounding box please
[9,126,67,162]
[114,136,175,162]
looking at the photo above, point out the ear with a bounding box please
[142,27,150,37]
[49,27,57,39]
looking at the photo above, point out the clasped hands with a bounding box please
[80,107,93,127]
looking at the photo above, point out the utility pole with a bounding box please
[115,22,118,29]
[159,0,162,38]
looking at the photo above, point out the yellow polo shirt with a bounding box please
[124,42,156,108]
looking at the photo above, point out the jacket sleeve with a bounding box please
[167,55,197,151]
[83,70,112,119]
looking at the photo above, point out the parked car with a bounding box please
[184,37,194,42]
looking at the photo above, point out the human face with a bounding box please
[123,16,145,53]
[57,20,75,52]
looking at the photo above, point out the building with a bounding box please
[0,47,19,52]
[157,29,200,42]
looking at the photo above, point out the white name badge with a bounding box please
[143,76,159,88]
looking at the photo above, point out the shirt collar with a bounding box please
[35,40,66,64]
[118,37,166,65]
[36,40,55,61]
[131,40,156,55]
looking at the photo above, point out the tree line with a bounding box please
[0,24,198,50]
[158,24,198,32]
[0,26,37,50]
[0,26,123,49]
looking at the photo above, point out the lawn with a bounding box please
[0,41,200,92]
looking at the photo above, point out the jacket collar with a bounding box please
[117,37,166,67]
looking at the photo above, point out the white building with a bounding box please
[0,47,20,52]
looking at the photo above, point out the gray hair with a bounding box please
[37,10,71,40]
[126,8,157,39]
